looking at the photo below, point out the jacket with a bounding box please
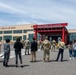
[14,41,23,52]
[31,40,38,51]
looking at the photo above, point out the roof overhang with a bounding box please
[33,23,68,29]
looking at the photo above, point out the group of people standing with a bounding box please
[2,36,76,67]
[3,37,38,67]
[41,37,65,62]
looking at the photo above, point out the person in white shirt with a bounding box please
[55,39,65,62]
[68,42,74,59]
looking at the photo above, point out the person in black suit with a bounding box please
[30,37,38,62]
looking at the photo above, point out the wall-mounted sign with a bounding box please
[0,27,16,30]
[33,23,68,28]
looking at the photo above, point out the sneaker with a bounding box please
[69,57,71,59]
[73,57,74,59]
[30,61,33,62]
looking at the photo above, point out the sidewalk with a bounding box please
[0,48,41,59]
[0,49,76,75]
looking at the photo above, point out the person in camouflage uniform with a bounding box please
[22,40,25,48]
[24,38,30,55]
[42,37,51,62]
[37,40,42,49]
[51,39,56,51]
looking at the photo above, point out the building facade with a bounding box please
[0,24,34,42]
[68,29,76,43]
[0,23,76,44]
[33,23,68,44]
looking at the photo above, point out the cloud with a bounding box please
[0,2,27,14]
[0,0,76,29]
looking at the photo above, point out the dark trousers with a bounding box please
[56,48,64,61]
[74,50,76,57]
[3,52,10,66]
[69,50,74,57]
[15,51,22,65]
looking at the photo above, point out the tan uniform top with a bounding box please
[52,40,56,45]
[42,39,51,51]
[57,41,65,49]
[25,40,30,47]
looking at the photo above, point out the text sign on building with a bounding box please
[0,27,16,30]
[33,23,68,28]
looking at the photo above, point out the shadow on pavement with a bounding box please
[45,59,69,62]
[36,60,42,62]
[62,59,69,62]
[30,60,42,63]
[8,64,30,67]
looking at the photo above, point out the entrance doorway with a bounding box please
[48,36,61,43]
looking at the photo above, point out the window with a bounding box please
[13,30,22,33]
[37,33,41,41]
[69,33,73,42]
[0,31,2,34]
[23,30,27,33]
[69,33,76,42]
[28,34,34,42]
[13,36,22,40]
[27,29,33,32]
[23,35,26,40]
[4,31,12,34]
[73,33,76,40]
[0,37,2,40]
[3,36,12,40]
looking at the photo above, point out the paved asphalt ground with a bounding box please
[0,47,76,75]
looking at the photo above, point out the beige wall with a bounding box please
[0,24,76,42]
[0,24,33,31]
[68,29,76,33]
[0,24,35,41]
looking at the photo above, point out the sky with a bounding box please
[0,0,76,29]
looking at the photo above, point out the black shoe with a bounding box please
[30,61,33,63]
[21,65,23,68]
[3,63,5,66]
[61,60,63,62]
[55,60,58,61]
[16,65,18,67]
[5,64,9,67]
[34,60,36,62]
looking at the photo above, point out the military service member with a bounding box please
[37,40,42,49]
[42,37,51,62]
[24,38,30,55]
[22,40,25,48]
[51,39,56,51]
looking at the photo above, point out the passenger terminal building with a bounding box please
[0,23,76,44]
